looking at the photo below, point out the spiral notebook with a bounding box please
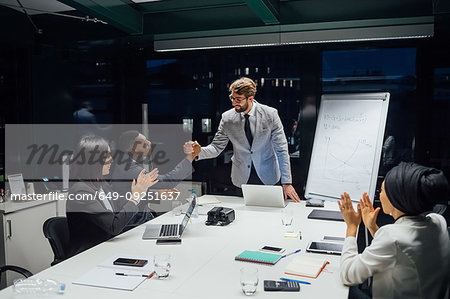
[235,250,283,265]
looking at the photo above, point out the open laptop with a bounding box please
[242,184,286,208]
[142,197,196,239]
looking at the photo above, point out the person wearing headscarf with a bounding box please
[338,162,450,299]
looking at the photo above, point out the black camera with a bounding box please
[205,207,235,226]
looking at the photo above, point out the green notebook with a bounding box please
[235,250,282,265]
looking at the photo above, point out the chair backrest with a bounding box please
[42,217,73,266]
[0,265,32,288]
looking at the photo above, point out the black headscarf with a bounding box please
[384,162,449,215]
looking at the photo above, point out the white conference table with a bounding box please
[0,195,349,298]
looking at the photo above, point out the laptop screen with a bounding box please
[179,197,196,234]
[242,184,285,208]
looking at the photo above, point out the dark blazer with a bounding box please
[66,182,152,254]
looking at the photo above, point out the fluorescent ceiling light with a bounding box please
[154,21,433,52]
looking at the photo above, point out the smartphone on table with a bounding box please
[156,239,182,245]
[260,246,285,253]
[113,258,148,267]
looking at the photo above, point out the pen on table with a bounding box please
[281,249,301,258]
[116,272,154,278]
[280,278,311,285]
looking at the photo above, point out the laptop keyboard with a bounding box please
[159,224,178,237]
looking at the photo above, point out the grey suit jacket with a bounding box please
[198,100,292,187]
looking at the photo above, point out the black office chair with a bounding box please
[43,217,74,266]
[0,265,32,288]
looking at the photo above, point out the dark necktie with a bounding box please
[244,114,253,146]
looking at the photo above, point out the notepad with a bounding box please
[235,250,282,265]
[284,255,329,279]
[73,255,154,291]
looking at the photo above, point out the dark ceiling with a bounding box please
[0,0,449,47]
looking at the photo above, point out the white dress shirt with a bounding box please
[240,100,257,136]
[340,213,450,299]
[98,187,113,211]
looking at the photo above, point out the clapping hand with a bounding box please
[130,168,159,203]
[359,192,380,237]
[338,192,361,237]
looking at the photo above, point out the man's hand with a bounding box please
[193,141,201,157]
[184,141,202,162]
[282,184,301,202]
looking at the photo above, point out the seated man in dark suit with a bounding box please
[111,130,199,210]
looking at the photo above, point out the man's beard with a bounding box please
[234,102,248,113]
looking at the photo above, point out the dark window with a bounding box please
[430,68,450,172]
[322,48,417,175]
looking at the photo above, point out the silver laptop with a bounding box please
[242,184,286,208]
[142,197,196,239]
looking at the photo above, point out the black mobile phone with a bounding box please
[260,246,285,253]
[156,239,182,245]
[113,258,148,267]
[306,241,343,255]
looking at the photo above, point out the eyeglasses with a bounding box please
[103,152,113,164]
[229,94,247,103]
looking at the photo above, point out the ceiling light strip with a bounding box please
[154,23,433,52]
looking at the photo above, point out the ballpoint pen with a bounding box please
[280,278,311,285]
[116,272,155,278]
[281,249,301,258]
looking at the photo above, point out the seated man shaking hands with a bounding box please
[338,162,449,299]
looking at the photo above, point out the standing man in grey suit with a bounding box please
[192,77,300,202]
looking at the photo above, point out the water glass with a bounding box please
[281,209,294,232]
[154,255,171,279]
[171,201,182,216]
[240,267,258,295]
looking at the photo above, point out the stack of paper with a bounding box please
[73,255,154,291]
[284,255,329,279]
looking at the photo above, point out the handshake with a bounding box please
[183,141,202,162]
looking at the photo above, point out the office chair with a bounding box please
[43,217,74,266]
[0,265,32,288]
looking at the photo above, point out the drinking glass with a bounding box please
[154,255,171,279]
[240,267,258,295]
[281,208,294,232]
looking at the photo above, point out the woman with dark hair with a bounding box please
[67,135,158,254]
[339,162,450,299]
